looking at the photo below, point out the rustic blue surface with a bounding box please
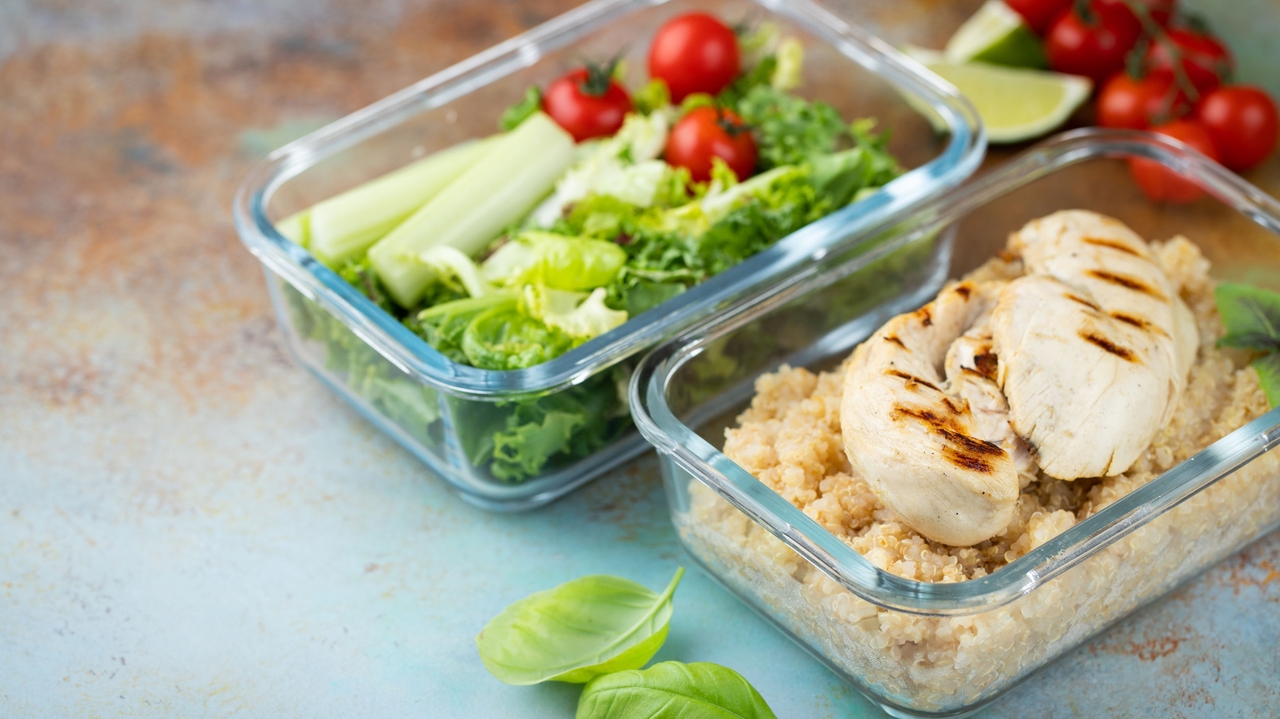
[2,0,1278,717]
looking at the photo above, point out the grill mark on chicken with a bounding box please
[890,406,965,434]
[973,352,999,380]
[954,284,973,300]
[884,335,906,349]
[890,406,1005,473]
[1079,330,1139,362]
[938,428,1006,456]
[1086,269,1168,300]
[1083,237,1142,256]
[1110,311,1170,337]
[914,306,933,327]
[884,369,941,392]
[941,397,965,415]
[941,446,996,473]
[1064,293,1102,312]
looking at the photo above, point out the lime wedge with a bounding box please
[945,0,1047,69]
[916,58,1092,144]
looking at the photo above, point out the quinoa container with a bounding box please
[230,0,983,510]
[631,128,1280,716]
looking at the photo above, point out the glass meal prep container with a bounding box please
[230,0,983,510]
[631,128,1280,717]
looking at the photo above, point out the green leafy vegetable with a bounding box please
[1216,281,1280,406]
[632,78,672,114]
[481,365,630,480]
[419,246,498,298]
[483,231,627,291]
[500,86,543,131]
[412,294,517,364]
[461,305,577,370]
[523,286,628,340]
[1216,282,1280,351]
[576,661,777,719]
[476,568,685,685]
[733,84,848,169]
[771,37,804,91]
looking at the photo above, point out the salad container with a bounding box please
[631,129,1280,716]
[232,0,983,510]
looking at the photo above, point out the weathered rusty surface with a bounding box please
[1,1,1277,717]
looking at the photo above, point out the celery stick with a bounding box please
[275,209,311,248]
[308,138,495,267]
[369,112,576,308]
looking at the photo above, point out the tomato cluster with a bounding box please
[1007,0,1278,202]
[535,13,756,182]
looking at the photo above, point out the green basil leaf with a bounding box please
[476,568,684,685]
[1215,282,1280,351]
[576,661,778,719]
[1252,353,1280,408]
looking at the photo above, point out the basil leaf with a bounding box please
[1252,353,1280,408]
[1215,282,1280,351]
[576,661,778,719]
[476,568,684,685]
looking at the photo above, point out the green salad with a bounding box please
[278,15,904,482]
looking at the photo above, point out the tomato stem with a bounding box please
[1118,0,1201,103]
[578,54,624,97]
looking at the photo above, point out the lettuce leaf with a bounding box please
[460,305,577,370]
[733,84,849,169]
[482,231,627,291]
[523,285,628,340]
[488,366,630,481]
[411,294,518,365]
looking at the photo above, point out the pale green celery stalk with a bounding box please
[275,209,311,248]
[369,112,576,308]
[307,138,496,267]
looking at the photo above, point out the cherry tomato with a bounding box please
[1144,28,1232,99]
[665,107,757,182]
[1005,0,1072,34]
[1097,69,1191,129]
[1195,86,1280,172]
[1128,119,1220,203]
[1100,0,1175,26]
[1045,1,1142,84]
[648,13,740,103]
[542,66,633,143]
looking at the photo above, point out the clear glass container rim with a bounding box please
[631,127,1280,616]
[230,0,984,400]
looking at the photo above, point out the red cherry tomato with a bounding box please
[1046,1,1143,84]
[1100,0,1175,26]
[1005,0,1072,34]
[665,107,757,182]
[648,13,741,103]
[1194,86,1280,172]
[542,67,633,143]
[1097,69,1191,129]
[1128,119,1220,203]
[1144,28,1232,99]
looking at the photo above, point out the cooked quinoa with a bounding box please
[720,237,1267,582]
[682,236,1280,711]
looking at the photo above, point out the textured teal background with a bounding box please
[2,1,1277,717]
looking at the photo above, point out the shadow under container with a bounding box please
[631,129,1280,716]
[231,0,983,510]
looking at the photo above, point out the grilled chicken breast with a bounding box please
[839,211,1197,545]
[840,281,1021,546]
[993,211,1199,479]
